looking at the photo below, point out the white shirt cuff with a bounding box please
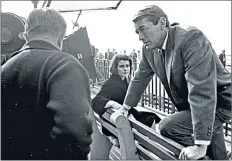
[104,100,111,109]
[195,140,211,145]
[123,104,131,110]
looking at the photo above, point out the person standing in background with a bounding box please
[90,44,97,58]
[130,49,138,71]
[219,49,226,67]
[137,49,142,60]
[105,48,115,61]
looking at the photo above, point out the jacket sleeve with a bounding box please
[124,46,155,107]
[91,80,115,116]
[181,28,217,143]
[46,56,93,159]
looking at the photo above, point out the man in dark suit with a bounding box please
[120,5,231,160]
[105,48,115,61]
[1,9,93,160]
[130,49,138,71]
[219,49,226,67]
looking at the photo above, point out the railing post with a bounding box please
[171,102,176,114]
[163,88,166,113]
[225,123,228,136]
[141,93,145,107]
[148,84,151,106]
[151,78,154,108]
[155,76,157,109]
[168,98,170,114]
[159,80,162,111]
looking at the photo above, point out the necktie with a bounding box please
[154,49,175,101]
[154,49,166,78]
[153,49,169,88]
[154,49,176,105]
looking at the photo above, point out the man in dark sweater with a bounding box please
[1,8,93,160]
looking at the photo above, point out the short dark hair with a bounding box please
[133,5,170,27]
[109,54,132,75]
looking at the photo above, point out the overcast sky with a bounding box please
[2,1,231,55]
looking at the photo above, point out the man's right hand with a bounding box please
[179,145,208,160]
[108,136,119,147]
[118,107,129,117]
[121,104,131,116]
[105,100,124,110]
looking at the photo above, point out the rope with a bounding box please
[58,0,123,13]
[72,10,82,29]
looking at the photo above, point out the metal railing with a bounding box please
[225,55,231,73]
[93,58,231,138]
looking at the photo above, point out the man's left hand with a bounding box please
[118,107,129,117]
[179,145,207,160]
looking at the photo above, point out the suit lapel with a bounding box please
[165,27,176,85]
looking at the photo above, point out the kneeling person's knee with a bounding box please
[158,117,173,135]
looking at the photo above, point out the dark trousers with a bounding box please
[222,61,226,67]
[158,110,229,160]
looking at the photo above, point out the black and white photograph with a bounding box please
[1,0,231,160]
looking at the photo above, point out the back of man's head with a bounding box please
[24,8,67,42]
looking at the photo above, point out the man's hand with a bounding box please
[105,100,123,110]
[118,107,129,117]
[108,136,119,147]
[179,145,207,160]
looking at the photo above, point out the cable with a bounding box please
[42,0,52,8]
[42,0,47,8]
[46,0,52,7]
[58,0,123,13]
[72,10,82,29]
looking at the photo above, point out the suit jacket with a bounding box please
[1,39,93,159]
[105,52,115,60]
[219,53,226,67]
[124,26,231,142]
[92,74,161,129]
[219,53,226,62]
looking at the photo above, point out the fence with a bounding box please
[225,54,231,73]
[93,58,231,139]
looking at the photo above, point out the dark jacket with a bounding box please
[1,39,93,160]
[124,26,231,142]
[219,53,226,67]
[91,74,161,129]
